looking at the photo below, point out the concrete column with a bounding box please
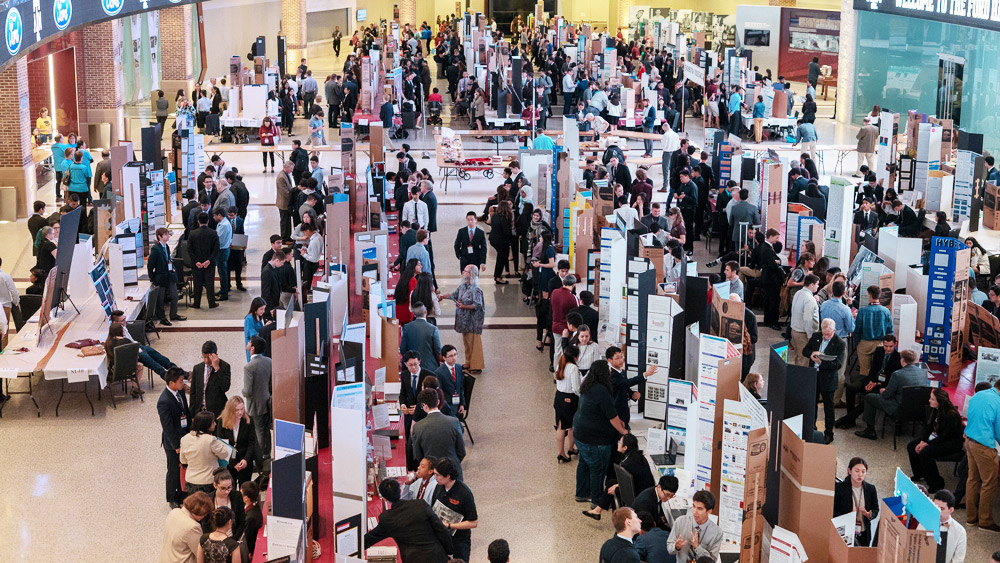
[615,0,632,35]
[79,20,125,143]
[0,57,36,218]
[398,0,417,28]
[835,0,856,125]
[159,5,195,109]
[281,0,307,71]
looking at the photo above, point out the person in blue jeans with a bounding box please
[213,208,232,300]
[110,309,177,379]
[728,85,744,136]
[50,134,70,201]
[572,360,627,509]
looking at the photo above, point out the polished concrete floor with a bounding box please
[0,46,996,563]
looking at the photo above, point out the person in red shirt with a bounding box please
[258,116,280,173]
[550,274,580,361]
[429,88,443,104]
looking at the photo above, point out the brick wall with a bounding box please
[160,5,192,81]
[80,21,123,110]
[0,58,34,168]
[281,0,306,50]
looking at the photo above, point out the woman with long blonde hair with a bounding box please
[215,396,259,486]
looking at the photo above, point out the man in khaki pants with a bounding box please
[855,117,878,177]
[964,379,1000,532]
[752,95,766,143]
[852,286,893,378]
[789,275,821,366]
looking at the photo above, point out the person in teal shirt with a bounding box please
[67,151,93,205]
[532,132,554,150]
[727,86,743,136]
[243,297,266,361]
[50,134,70,201]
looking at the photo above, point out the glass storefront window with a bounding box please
[854,10,1000,155]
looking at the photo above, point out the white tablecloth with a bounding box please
[0,284,147,388]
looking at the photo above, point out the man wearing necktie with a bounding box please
[275,160,295,242]
[147,228,186,325]
[454,211,487,274]
[157,367,191,508]
[400,351,436,470]
[853,198,880,244]
[435,345,466,417]
[667,490,723,563]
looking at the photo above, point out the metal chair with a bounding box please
[881,385,933,450]
[613,464,637,508]
[144,286,161,341]
[108,342,142,408]
[459,374,476,445]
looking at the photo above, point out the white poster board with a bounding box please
[891,294,919,353]
[824,179,854,269]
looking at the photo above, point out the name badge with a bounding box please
[855,523,864,537]
[467,245,474,254]
[452,394,460,405]
[180,414,188,429]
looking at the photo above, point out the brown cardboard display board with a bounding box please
[272,312,305,424]
[638,244,665,285]
[253,56,265,84]
[984,182,1000,230]
[369,123,384,171]
[828,520,878,563]
[928,117,953,163]
[381,314,400,377]
[709,357,742,507]
[906,111,921,154]
[765,163,783,233]
[967,300,1000,349]
[772,90,789,119]
[710,291,745,346]
[778,419,836,563]
[876,498,936,563]
[574,207,596,281]
[94,200,113,258]
[325,198,351,274]
[739,426,770,563]
[110,143,133,221]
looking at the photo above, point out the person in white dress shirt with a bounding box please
[933,489,966,563]
[400,456,438,505]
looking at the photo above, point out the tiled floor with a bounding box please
[0,46,996,562]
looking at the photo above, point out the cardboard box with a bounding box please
[876,498,936,563]
[739,428,769,563]
[709,290,745,347]
[828,520,878,563]
[778,419,837,563]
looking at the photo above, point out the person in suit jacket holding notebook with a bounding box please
[189,340,231,417]
[454,211,488,273]
[148,227,185,325]
[365,478,453,562]
[158,367,191,508]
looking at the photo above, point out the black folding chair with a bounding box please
[15,295,42,331]
[144,286,161,341]
[459,374,476,445]
[613,464,637,508]
[881,385,933,450]
[108,342,141,408]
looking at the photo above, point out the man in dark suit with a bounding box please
[759,229,784,329]
[607,155,632,191]
[837,334,902,429]
[435,345,466,417]
[364,478,453,562]
[630,475,679,531]
[400,350,437,470]
[892,199,921,238]
[410,390,467,480]
[454,211,488,274]
[397,151,417,175]
[188,340,231,417]
[28,201,47,255]
[855,349,929,439]
[598,508,642,563]
[157,367,191,508]
[400,304,442,370]
[420,181,438,234]
[394,221,417,270]
[570,291,600,338]
[188,212,219,309]
[853,197,881,242]
[148,227,185,325]
[802,319,846,444]
[607,346,657,428]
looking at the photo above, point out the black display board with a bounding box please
[52,206,82,308]
[762,344,818,526]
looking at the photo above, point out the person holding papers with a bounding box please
[667,490,723,563]
[365,479,453,562]
[833,457,879,546]
[215,396,258,487]
[431,458,478,562]
[802,319,846,444]
[158,367,192,509]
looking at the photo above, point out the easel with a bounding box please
[53,271,80,318]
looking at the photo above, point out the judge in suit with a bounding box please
[276,160,295,241]
[28,201,48,255]
[400,304,442,370]
[855,349,929,440]
[364,479,453,563]
[833,457,879,546]
[838,335,901,429]
[454,211,488,273]
[853,198,881,243]
[435,345,466,417]
[394,221,417,270]
[410,390,467,481]
[148,227,184,325]
[157,367,191,507]
[892,199,921,237]
[215,396,259,486]
[802,319,846,444]
[188,340,231,417]
[243,337,272,469]
[400,351,437,469]
[607,155,632,191]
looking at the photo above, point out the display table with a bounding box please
[0,283,148,416]
[738,143,857,175]
[818,75,837,100]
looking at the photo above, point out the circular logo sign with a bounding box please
[5,8,21,56]
[101,0,123,17]
[53,0,72,30]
